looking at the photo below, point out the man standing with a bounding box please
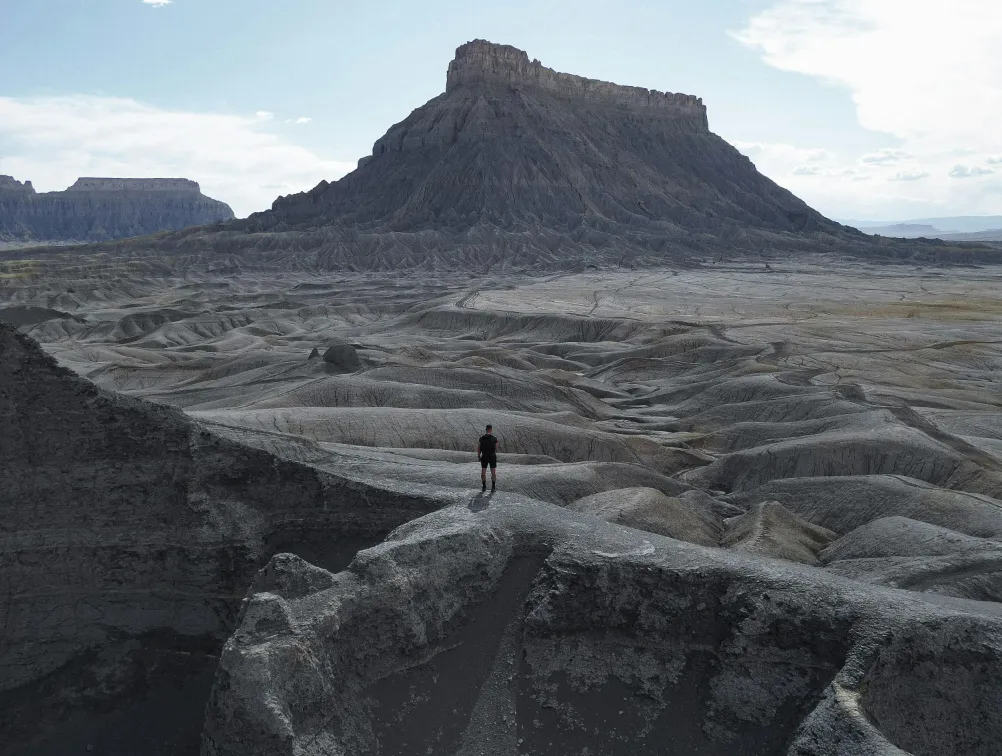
[478,424,499,493]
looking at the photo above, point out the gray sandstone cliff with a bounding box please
[0,324,443,754]
[0,176,234,244]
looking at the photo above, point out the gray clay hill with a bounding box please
[0,176,233,246]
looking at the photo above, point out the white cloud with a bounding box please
[890,171,929,182]
[255,111,274,121]
[735,141,832,168]
[950,165,995,179]
[142,0,172,6]
[284,116,313,125]
[734,139,955,218]
[860,149,907,165]
[734,0,1002,218]
[0,95,355,218]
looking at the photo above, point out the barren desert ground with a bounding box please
[5,259,1002,755]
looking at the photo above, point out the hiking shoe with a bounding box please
[482,482,487,492]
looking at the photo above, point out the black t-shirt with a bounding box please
[479,434,498,459]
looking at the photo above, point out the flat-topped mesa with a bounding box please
[446,40,709,129]
[65,177,202,193]
[0,175,35,193]
[265,37,842,249]
[0,176,233,243]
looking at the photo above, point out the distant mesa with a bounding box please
[845,216,1002,242]
[65,177,205,193]
[0,176,34,192]
[0,175,233,245]
[865,223,941,237]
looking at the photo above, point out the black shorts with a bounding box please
[480,457,497,469]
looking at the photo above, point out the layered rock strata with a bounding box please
[0,324,447,754]
[5,260,1002,752]
[0,176,233,244]
[444,39,710,126]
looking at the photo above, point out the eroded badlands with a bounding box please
[3,260,1002,755]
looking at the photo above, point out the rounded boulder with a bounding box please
[323,340,360,371]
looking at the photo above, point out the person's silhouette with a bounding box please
[477,424,499,492]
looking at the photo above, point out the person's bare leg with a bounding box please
[481,466,487,491]
[491,467,497,490]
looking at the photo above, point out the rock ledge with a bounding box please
[446,39,708,128]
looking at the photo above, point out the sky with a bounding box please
[0,0,999,220]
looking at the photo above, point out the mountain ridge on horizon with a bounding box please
[840,215,1002,242]
[842,215,1002,231]
[6,39,998,269]
[0,175,234,245]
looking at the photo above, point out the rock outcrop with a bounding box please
[0,323,446,755]
[444,40,709,125]
[203,502,1002,756]
[0,176,233,244]
[722,500,837,565]
[322,339,361,370]
[6,256,1002,752]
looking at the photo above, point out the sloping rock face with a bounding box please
[203,503,1002,756]
[0,324,446,755]
[0,176,233,244]
[7,261,1002,752]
